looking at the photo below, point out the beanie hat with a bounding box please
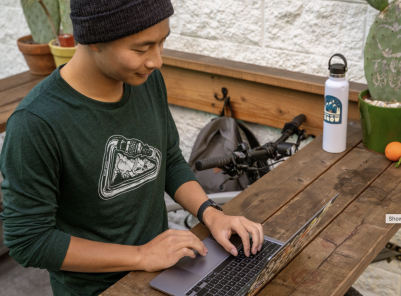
[70,0,174,45]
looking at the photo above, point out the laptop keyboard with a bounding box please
[185,239,281,296]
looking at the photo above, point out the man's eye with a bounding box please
[133,49,147,53]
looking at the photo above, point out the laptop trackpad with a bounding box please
[175,237,229,276]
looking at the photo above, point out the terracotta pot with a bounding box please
[17,35,56,75]
[58,34,75,47]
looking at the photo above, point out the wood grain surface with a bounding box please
[0,71,44,93]
[253,143,391,295]
[161,50,366,103]
[160,65,360,136]
[259,162,401,296]
[0,79,46,133]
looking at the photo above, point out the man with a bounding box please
[0,0,264,295]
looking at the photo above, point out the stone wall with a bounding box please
[0,0,30,80]
[1,0,400,295]
[165,0,381,85]
[0,0,386,82]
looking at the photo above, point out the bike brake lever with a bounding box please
[219,175,240,191]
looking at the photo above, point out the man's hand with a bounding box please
[139,229,208,272]
[203,207,264,257]
[173,181,264,258]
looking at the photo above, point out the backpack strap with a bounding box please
[237,121,260,149]
[220,97,234,118]
[218,96,269,177]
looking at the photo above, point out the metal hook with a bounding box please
[214,87,228,101]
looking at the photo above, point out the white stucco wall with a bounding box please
[165,0,381,84]
[1,0,400,295]
[0,0,30,79]
[0,0,384,81]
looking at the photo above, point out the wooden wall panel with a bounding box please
[161,65,360,136]
[0,50,364,135]
[162,49,366,103]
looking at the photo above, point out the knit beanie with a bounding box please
[70,0,174,45]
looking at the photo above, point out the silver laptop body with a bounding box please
[151,194,338,296]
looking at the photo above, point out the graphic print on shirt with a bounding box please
[98,136,162,200]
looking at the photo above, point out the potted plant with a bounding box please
[48,0,77,67]
[359,0,401,153]
[18,0,76,75]
[17,0,60,75]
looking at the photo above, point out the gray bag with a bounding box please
[188,98,263,194]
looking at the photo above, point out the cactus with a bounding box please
[366,0,389,11]
[58,0,72,34]
[364,0,401,102]
[21,0,60,44]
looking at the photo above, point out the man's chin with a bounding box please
[125,75,148,86]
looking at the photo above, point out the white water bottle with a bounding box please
[323,54,349,153]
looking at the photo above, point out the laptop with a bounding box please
[151,193,339,296]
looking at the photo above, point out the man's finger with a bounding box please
[257,223,264,252]
[166,229,201,238]
[186,231,209,253]
[174,247,196,260]
[233,219,251,257]
[172,237,207,256]
[214,232,238,256]
[238,219,264,254]
[245,221,263,254]
[249,223,262,254]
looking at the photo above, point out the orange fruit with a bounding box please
[385,142,401,161]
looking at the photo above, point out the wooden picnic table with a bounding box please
[100,121,401,296]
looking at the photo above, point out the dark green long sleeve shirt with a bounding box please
[0,67,197,295]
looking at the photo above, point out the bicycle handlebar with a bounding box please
[274,114,306,144]
[248,146,275,159]
[291,114,306,129]
[195,114,306,172]
[195,155,233,171]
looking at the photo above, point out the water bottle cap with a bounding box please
[328,54,347,77]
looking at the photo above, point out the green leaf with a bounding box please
[366,0,389,11]
[396,157,401,168]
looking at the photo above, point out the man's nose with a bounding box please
[146,46,163,69]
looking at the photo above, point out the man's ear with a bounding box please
[87,43,102,53]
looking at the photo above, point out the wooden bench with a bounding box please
[100,122,401,296]
[0,49,366,135]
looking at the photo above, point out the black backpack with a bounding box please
[188,98,266,194]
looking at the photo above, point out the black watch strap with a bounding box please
[197,199,222,225]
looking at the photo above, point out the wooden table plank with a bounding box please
[259,163,401,296]
[101,123,363,296]
[262,143,390,242]
[0,71,45,93]
[0,80,43,133]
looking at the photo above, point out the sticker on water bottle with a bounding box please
[324,95,342,124]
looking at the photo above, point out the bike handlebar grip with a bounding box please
[249,149,271,159]
[291,114,306,128]
[195,155,233,171]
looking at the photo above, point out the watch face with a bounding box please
[209,199,222,211]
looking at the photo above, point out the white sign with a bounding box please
[386,214,401,223]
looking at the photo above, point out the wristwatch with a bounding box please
[197,199,223,225]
